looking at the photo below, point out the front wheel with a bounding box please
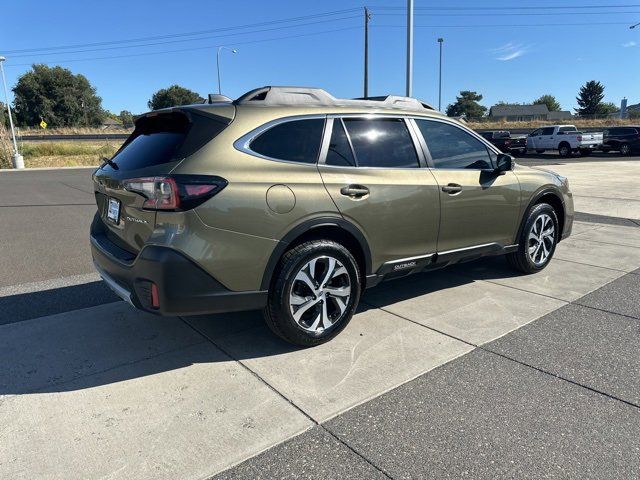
[263,240,361,346]
[507,203,559,274]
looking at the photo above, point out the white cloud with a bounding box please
[622,41,637,48]
[490,42,532,61]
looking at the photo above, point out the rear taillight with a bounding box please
[504,140,511,146]
[577,135,582,141]
[123,175,227,211]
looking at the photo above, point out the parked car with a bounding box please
[602,126,640,156]
[526,125,603,157]
[479,130,527,155]
[91,86,574,346]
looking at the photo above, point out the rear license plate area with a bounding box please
[107,197,121,223]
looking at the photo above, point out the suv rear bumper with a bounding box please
[90,219,267,316]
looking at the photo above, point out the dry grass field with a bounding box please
[19,141,122,168]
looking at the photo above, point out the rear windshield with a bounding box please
[104,111,227,171]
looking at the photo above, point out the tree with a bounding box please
[575,80,605,116]
[598,102,618,115]
[13,64,105,127]
[147,85,204,110]
[445,91,487,119]
[118,110,135,128]
[533,94,561,112]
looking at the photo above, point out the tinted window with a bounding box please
[415,120,493,170]
[250,119,324,164]
[541,127,555,135]
[558,126,577,133]
[106,112,227,172]
[622,128,637,135]
[343,118,419,168]
[479,132,493,140]
[325,119,356,167]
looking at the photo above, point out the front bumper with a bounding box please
[90,218,267,316]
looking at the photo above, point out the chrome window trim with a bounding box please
[233,114,327,166]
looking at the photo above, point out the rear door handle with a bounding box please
[442,183,462,194]
[340,185,370,198]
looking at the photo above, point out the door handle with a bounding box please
[442,183,462,194]
[340,184,370,198]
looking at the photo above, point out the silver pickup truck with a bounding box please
[526,125,603,157]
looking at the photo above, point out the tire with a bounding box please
[263,240,361,347]
[507,203,559,274]
[558,143,572,158]
[536,149,545,154]
[620,143,631,156]
[579,149,592,156]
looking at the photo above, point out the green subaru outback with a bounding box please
[91,86,573,346]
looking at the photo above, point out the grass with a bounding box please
[466,118,638,130]
[18,126,133,136]
[19,141,122,168]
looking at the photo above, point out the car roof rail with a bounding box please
[235,86,436,112]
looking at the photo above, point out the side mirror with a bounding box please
[495,153,513,175]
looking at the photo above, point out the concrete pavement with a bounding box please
[1,160,639,478]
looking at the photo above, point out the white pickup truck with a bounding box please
[526,125,603,157]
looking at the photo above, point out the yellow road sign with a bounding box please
[40,120,47,129]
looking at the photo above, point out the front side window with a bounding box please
[342,118,419,168]
[325,119,356,167]
[530,129,542,137]
[250,118,324,164]
[415,119,493,170]
[541,127,555,135]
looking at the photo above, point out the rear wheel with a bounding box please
[558,143,572,158]
[264,240,361,346]
[620,143,632,156]
[507,203,559,274]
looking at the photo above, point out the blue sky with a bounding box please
[1,0,639,114]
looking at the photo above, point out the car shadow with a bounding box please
[0,256,515,397]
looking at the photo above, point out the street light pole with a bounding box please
[630,21,640,29]
[406,0,414,97]
[437,38,444,111]
[216,46,237,95]
[0,56,23,169]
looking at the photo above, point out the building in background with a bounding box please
[488,104,550,122]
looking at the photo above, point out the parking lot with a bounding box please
[1,154,639,478]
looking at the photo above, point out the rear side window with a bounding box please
[250,119,324,164]
[325,119,356,167]
[558,126,577,133]
[415,119,493,170]
[342,118,419,168]
[106,112,227,172]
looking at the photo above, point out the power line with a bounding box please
[374,3,640,10]
[8,14,361,59]
[372,11,640,17]
[374,21,630,28]
[2,7,361,55]
[5,26,363,68]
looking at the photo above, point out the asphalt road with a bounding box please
[1,158,639,478]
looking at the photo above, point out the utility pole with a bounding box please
[406,0,414,97]
[437,38,444,111]
[0,56,23,169]
[364,7,371,98]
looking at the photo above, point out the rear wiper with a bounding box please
[101,157,119,170]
